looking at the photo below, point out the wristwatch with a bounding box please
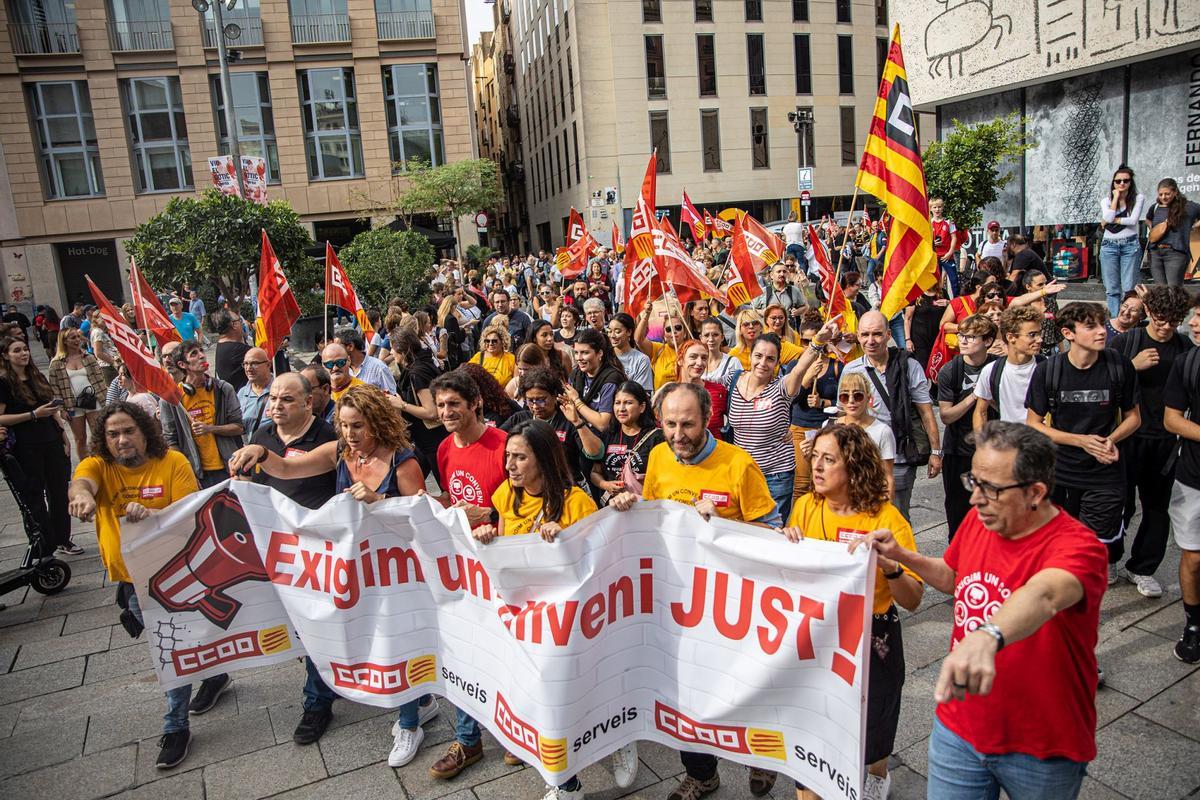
[930,449,944,457]
[977,622,1005,651]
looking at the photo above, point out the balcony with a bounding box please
[375,9,434,40]
[202,16,264,47]
[290,13,349,44]
[505,104,519,128]
[107,19,173,51]
[8,21,80,54]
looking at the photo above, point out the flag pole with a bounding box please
[824,185,861,319]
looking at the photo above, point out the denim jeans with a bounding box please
[395,695,432,730]
[941,257,960,298]
[763,469,796,524]
[455,707,482,747]
[302,657,337,712]
[126,585,193,734]
[786,243,805,263]
[927,717,1087,800]
[1149,246,1190,287]
[893,463,917,522]
[199,469,226,489]
[889,312,907,349]
[1099,237,1142,317]
[865,258,880,284]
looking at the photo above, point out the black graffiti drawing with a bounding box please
[923,0,1014,78]
[154,619,185,668]
[1056,82,1103,224]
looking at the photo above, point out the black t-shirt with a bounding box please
[1164,348,1200,490]
[0,376,62,445]
[909,302,943,374]
[1026,352,1139,488]
[251,417,337,509]
[1111,329,1192,439]
[215,340,252,392]
[937,354,996,457]
[598,426,664,482]
[1011,248,1047,279]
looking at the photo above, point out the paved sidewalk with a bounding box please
[0,474,1197,800]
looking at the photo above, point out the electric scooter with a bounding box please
[0,450,71,598]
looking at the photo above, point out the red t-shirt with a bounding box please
[931,218,957,259]
[937,507,1107,763]
[437,425,508,510]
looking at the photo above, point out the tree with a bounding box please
[337,228,436,312]
[923,114,1036,232]
[464,244,496,269]
[397,159,503,259]
[125,190,321,315]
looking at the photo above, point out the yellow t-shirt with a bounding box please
[472,351,517,389]
[643,439,776,522]
[787,494,922,614]
[491,481,597,535]
[648,342,677,389]
[729,340,804,372]
[331,376,366,403]
[74,450,198,582]
[182,385,222,471]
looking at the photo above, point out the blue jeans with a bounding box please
[889,312,906,349]
[395,695,433,730]
[941,257,960,298]
[763,469,795,524]
[302,657,337,712]
[786,243,805,263]
[1099,237,1141,317]
[127,585,193,734]
[927,717,1087,800]
[455,707,482,747]
[865,258,880,284]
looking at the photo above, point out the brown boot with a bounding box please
[748,768,776,796]
[503,751,524,766]
[429,740,484,779]
[667,774,720,800]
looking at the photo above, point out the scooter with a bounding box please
[0,451,71,598]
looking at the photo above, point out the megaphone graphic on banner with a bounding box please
[149,489,269,629]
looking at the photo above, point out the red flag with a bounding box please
[703,209,714,236]
[87,276,181,405]
[740,213,784,269]
[681,191,706,243]
[622,241,660,318]
[127,257,181,346]
[654,216,727,306]
[808,225,854,329]
[628,153,658,268]
[722,218,765,309]
[611,221,625,255]
[324,243,375,341]
[255,229,300,358]
[565,207,587,246]
[710,214,734,238]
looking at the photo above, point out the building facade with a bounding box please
[0,0,473,312]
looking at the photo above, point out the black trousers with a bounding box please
[1117,436,1176,576]
[681,751,718,781]
[12,442,72,556]
[942,453,974,540]
[1053,484,1124,563]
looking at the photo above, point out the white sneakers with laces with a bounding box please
[1127,572,1163,598]
[611,742,639,788]
[388,725,424,767]
[541,783,584,799]
[863,772,892,800]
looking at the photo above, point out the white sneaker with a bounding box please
[863,772,892,800]
[1127,573,1163,598]
[541,784,584,800]
[611,742,639,788]
[390,698,441,736]
[387,725,424,767]
[1107,563,1119,586]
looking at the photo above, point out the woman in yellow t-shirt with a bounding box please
[780,423,923,800]
[728,307,765,370]
[634,304,690,390]
[470,323,516,388]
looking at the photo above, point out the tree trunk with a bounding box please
[452,215,463,261]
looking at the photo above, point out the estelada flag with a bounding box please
[255,229,300,357]
[611,221,625,255]
[722,217,764,310]
[856,24,937,319]
[654,216,727,306]
[324,242,375,341]
[681,191,706,243]
[127,257,180,346]
[87,276,181,405]
[740,213,784,269]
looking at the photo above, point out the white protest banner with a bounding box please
[123,483,874,798]
[240,155,268,205]
[207,155,241,198]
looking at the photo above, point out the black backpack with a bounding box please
[1043,349,1128,421]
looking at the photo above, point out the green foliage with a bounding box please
[397,159,503,258]
[923,114,1035,231]
[125,190,320,315]
[464,244,496,269]
[337,228,436,312]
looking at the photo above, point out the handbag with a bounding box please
[76,385,98,411]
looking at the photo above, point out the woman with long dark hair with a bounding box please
[528,318,572,380]
[1146,178,1200,287]
[1099,166,1146,316]
[589,381,663,503]
[607,313,652,392]
[563,328,625,431]
[459,362,522,427]
[389,330,448,482]
[503,367,602,487]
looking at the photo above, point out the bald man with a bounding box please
[320,342,365,401]
[237,346,273,436]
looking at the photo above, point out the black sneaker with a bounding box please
[293,707,333,745]
[188,673,232,715]
[155,730,191,769]
[1174,625,1200,664]
[57,542,84,555]
[1097,665,1105,688]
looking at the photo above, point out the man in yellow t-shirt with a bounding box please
[321,342,367,402]
[67,400,229,770]
[161,341,245,487]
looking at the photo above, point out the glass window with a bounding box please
[836,0,851,23]
[747,33,765,96]
[700,109,720,172]
[553,137,561,196]
[299,67,362,179]
[642,0,659,22]
[122,76,191,193]
[212,72,279,183]
[697,34,716,97]
[645,35,666,99]
[557,59,566,119]
[572,121,580,183]
[838,35,854,94]
[750,107,768,169]
[563,129,571,187]
[694,0,711,22]
[876,0,888,26]
[745,0,761,21]
[649,111,670,174]
[383,64,444,172]
[840,106,856,166]
[28,80,103,199]
[877,37,889,82]
[793,0,808,21]
[567,47,575,112]
[794,34,812,94]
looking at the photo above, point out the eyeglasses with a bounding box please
[1113,178,1131,184]
[1118,304,1141,315]
[838,390,865,403]
[1146,313,1174,328]
[664,325,684,333]
[243,360,268,369]
[483,338,501,345]
[961,471,1033,501]
[958,334,985,343]
[322,358,348,370]
[525,396,550,407]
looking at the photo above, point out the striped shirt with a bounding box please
[727,375,795,475]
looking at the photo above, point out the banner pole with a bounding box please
[825,186,861,319]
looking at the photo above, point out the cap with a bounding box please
[987,220,1000,230]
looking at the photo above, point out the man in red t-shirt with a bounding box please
[930,197,961,298]
[855,421,1106,799]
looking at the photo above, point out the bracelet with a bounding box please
[29,411,35,422]
[977,622,1005,651]
[256,447,270,464]
[882,566,904,580]
[574,421,587,430]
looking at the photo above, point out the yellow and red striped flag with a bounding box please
[680,190,706,244]
[324,242,375,341]
[855,25,937,319]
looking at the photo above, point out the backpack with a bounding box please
[1043,349,1127,422]
[987,354,1046,411]
[863,349,931,466]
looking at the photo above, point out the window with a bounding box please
[700,109,720,172]
[563,129,571,187]
[877,37,888,82]
[694,0,711,22]
[204,0,262,46]
[212,72,279,183]
[642,0,659,22]
[796,105,815,166]
[298,67,363,179]
[572,121,580,183]
[747,34,765,95]
[876,0,888,26]
[840,106,856,166]
[28,81,103,199]
[553,137,560,196]
[750,107,769,169]
[383,64,443,172]
[645,35,666,98]
[121,76,192,193]
[557,60,565,119]
[566,47,575,112]
[649,111,671,174]
[697,34,716,96]
[836,0,851,23]
[793,0,808,21]
[745,0,762,21]
[794,34,812,94]
[837,35,854,94]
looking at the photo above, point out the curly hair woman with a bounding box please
[781,423,923,800]
[460,362,522,427]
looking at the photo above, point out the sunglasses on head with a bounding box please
[322,358,348,369]
[838,390,866,403]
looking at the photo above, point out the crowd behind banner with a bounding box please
[3,171,1200,800]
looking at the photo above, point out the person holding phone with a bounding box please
[1099,166,1146,316]
[1146,178,1200,287]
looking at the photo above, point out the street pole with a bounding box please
[211,0,246,197]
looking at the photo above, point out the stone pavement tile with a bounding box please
[888,764,928,799]
[0,615,63,646]
[0,643,17,672]
[1090,714,1200,799]
[132,706,275,786]
[1095,686,1140,730]
[57,555,107,577]
[13,626,111,670]
[110,770,204,800]
[202,739,328,800]
[1098,583,1178,644]
[629,739,684,782]
[11,663,179,725]
[0,593,48,628]
[0,715,87,778]
[84,643,154,685]
[0,742,135,800]
[35,585,114,617]
[893,663,938,754]
[894,735,928,777]
[473,744,660,800]
[57,568,107,592]
[265,697,391,746]
[317,701,453,777]
[398,730,524,800]
[1079,777,1132,799]
[275,763,406,800]
[907,504,947,537]
[1134,670,1200,740]
[0,655,84,706]
[909,585,951,616]
[0,701,18,738]
[1133,599,1186,639]
[62,604,123,636]
[230,657,307,712]
[898,602,953,671]
[1096,627,1198,701]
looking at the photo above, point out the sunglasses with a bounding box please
[483,338,501,345]
[838,390,866,403]
[1113,178,1130,184]
[322,358,348,369]
[243,360,268,369]
[985,291,1003,299]
[664,325,684,333]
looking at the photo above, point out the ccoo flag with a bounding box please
[855,25,937,319]
[680,191,706,244]
[127,257,181,346]
[87,276,181,405]
[255,230,301,358]
[324,243,375,341]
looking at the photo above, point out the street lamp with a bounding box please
[787,107,814,168]
[193,0,246,196]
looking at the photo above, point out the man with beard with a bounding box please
[160,340,244,488]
